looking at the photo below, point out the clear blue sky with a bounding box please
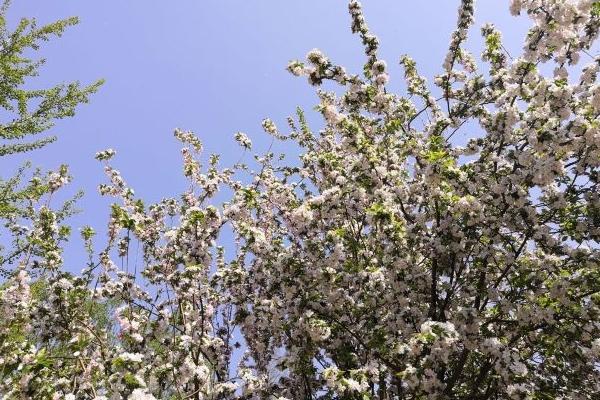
[2,1,528,267]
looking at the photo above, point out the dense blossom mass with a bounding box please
[2,0,600,398]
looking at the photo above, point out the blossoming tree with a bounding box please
[2,0,600,399]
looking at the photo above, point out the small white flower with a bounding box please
[120,352,144,363]
[234,132,252,150]
[345,378,363,392]
[128,389,156,400]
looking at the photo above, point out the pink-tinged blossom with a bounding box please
[2,0,600,398]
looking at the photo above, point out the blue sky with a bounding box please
[2,1,529,266]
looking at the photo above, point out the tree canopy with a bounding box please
[1,0,600,399]
[0,0,102,271]
[0,0,102,157]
